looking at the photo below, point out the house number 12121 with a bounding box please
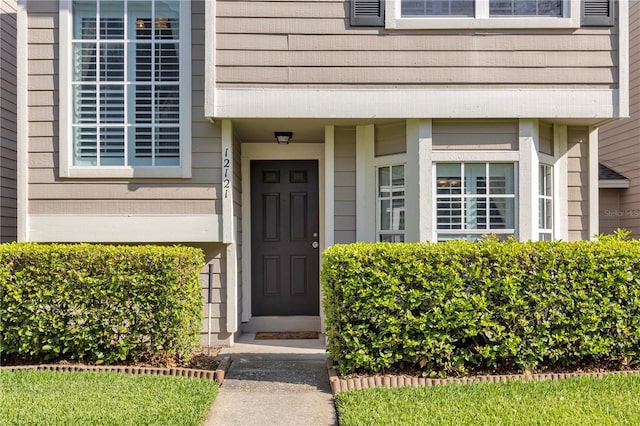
[223,148,231,199]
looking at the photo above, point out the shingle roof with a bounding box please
[599,163,628,181]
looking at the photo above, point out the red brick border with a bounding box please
[1,356,232,386]
[326,359,640,395]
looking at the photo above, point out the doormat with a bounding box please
[254,331,319,340]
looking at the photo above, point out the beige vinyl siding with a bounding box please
[539,122,554,156]
[26,1,221,218]
[26,2,227,341]
[334,126,356,244]
[432,120,518,150]
[567,126,590,241]
[1,0,17,242]
[599,1,640,236]
[375,121,406,157]
[197,243,231,346]
[599,188,622,235]
[216,1,617,89]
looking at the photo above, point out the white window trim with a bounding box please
[59,0,192,179]
[386,0,580,29]
[374,156,408,242]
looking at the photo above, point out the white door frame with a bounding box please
[240,143,326,323]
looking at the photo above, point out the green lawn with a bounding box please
[0,370,218,426]
[335,374,640,426]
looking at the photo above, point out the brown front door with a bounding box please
[250,160,320,316]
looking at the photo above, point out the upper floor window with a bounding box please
[490,0,562,16]
[402,0,562,17]
[61,0,191,178]
[388,0,579,29]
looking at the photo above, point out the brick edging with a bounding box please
[326,359,640,395]
[1,357,233,385]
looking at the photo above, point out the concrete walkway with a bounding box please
[204,334,337,426]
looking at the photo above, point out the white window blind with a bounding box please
[436,162,516,241]
[71,0,181,167]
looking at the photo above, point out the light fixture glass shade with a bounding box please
[274,131,293,144]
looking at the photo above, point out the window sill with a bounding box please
[60,166,192,179]
[386,16,580,30]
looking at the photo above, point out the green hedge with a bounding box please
[322,240,640,376]
[0,243,204,364]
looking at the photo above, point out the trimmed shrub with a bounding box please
[0,243,204,364]
[322,240,640,376]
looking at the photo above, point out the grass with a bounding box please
[0,370,218,426]
[335,374,640,426]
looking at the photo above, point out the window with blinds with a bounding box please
[436,162,516,241]
[71,0,181,167]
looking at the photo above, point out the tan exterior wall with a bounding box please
[567,126,590,241]
[216,1,618,89]
[375,121,406,157]
[197,243,232,346]
[334,126,356,244]
[599,1,640,236]
[1,0,17,242]
[26,1,221,218]
[599,188,623,235]
[25,1,227,342]
[539,122,554,156]
[433,119,518,150]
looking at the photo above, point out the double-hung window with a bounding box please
[388,0,580,29]
[377,164,406,242]
[61,0,190,178]
[402,0,563,17]
[539,164,553,241]
[436,162,516,241]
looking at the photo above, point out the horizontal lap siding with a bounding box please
[1,0,17,242]
[599,1,640,236]
[26,1,220,217]
[567,127,590,241]
[334,126,356,244]
[433,120,518,150]
[197,243,232,346]
[599,188,621,235]
[216,1,617,88]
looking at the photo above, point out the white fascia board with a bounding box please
[599,180,630,189]
[29,215,222,243]
[213,89,618,120]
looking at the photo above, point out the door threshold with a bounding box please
[241,316,321,333]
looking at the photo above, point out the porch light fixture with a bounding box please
[274,131,293,145]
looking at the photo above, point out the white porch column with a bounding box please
[588,127,599,239]
[554,124,569,241]
[407,119,433,242]
[518,119,540,241]
[221,120,237,333]
[356,124,375,242]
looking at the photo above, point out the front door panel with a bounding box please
[251,160,319,316]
